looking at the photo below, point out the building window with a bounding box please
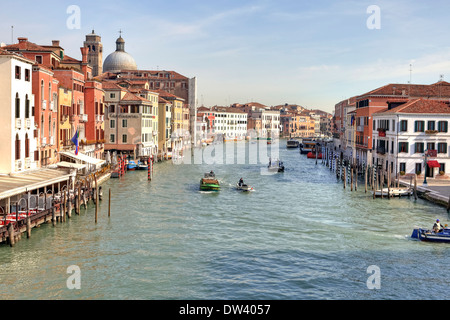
[15,93,20,118]
[400,120,408,132]
[25,95,30,118]
[438,143,447,154]
[122,134,127,143]
[25,133,29,158]
[438,121,448,133]
[110,119,115,129]
[415,142,424,153]
[15,66,21,79]
[110,93,116,99]
[400,163,406,173]
[399,142,409,153]
[35,56,43,64]
[122,119,127,128]
[414,121,425,132]
[427,142,435,151]
[415,163,422,175]
[110,134,115,143]
[25,69,30,82]
[15,134,21,160]
[440,163,446,174]
[428,121,436,131]
[109,105,115,113]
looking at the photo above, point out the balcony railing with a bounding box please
[26,119,31,129]
[357,125,364,132]
[95,115,104,122]
[79,114,88,122]
[25,158,31,169]
[15,160,22,172]
[42,100,47,110]
[49,136,54,145]
[15,118,22,129]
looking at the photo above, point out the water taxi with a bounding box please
[200,172,221,191]
[286,139,300,149]
[268,159,285,173]
[300,139,315,154]
[411,228,450,243]
[372,187,413,198]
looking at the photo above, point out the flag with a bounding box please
[71,130,79,155]
[351,115,355,126]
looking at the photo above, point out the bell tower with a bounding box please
[84,30,103,77]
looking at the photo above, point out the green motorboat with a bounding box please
[200,172,221,191]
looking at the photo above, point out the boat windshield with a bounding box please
[205,172,216,178]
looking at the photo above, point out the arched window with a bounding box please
[15,93,20,118]
[48,114,52,137]
[15,134,20,160]
[40,80,44,100]
[41,115,44,137]
[25,133,29,158]
[25,94,30,118]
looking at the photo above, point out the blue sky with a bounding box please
[2,0,450,113]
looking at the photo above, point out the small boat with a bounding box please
[137,160,148,170]
[286,139,300,149]
[307,152,323,159]
[372,187,413,198]
[200,172,221,191]
[268,159,285,173]
[236,183,254,192]
[111,170,120,178]
[411,228,450,243]
[127,160,137,171]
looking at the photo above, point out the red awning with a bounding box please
[427,160,441,168]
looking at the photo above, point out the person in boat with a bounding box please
[433,219,444,233]
[238,178,244,186]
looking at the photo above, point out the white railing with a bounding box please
[26,119,31,129]
[25,158,31,169]
[96,115,104,122]
[49,136,54,145]
[15,118,22,129]
[42,100,47,110]
[50,101,54,111]
[15,160,22,171]
[79,114,88,122]
[41,137,47,145]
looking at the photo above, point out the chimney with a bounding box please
[52,40,60,47]
[80,47,88,63]
[18,37,28,50]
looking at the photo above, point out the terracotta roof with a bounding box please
[359,82,450,99]
[102,81,127,90]
[62,55,81,64]
[374,99,450,115]
[2,39,52,52]
[152,89,184,101]
[121,92,151,103]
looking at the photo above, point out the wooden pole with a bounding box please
[108,188,111,218]
[52,206,56,227]
[95,176,98,224]
[351,166,353,192]
[388,167,391,199]
[26,195,31,238]
[7,223,15,247]
[355,164,358,191]
[365,165,368,193]
[414,174,418,200]
[343,165,346,189]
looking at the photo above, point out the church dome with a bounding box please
[103,36,137,73]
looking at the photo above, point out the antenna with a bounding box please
[11,26,13,44]
[409,64,412,84]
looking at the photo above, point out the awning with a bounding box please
[57,161,87,170]
[59,151,105,167]
[427,160,441,168]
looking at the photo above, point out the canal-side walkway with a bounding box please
[399,177,450,209]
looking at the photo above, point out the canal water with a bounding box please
[0,140,449,300]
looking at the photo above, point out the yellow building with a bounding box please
[58,86,73,152]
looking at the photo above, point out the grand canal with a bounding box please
[0,140,449,300]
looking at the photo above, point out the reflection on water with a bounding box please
[0,140,449,300]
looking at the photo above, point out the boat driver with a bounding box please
[433,219,443,233]
[239,178,244,186]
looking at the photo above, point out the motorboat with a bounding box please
[127,160,137,171]
[411,228,450,243]
[268,159,285,173]
[236,183,254,192]
[137,160,148,170]
[307,152,323,159]
[286,139,300,149]
[200,172,221,191]
[372,187,413,198]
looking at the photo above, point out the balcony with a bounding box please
[15,118,22,129]
[41,137,47,145]
[42,100,47,110]
[26,119,31,129]
[25,158,31,169]
[49,136,54,145]
[79,114,88,122]
[15,160,22,172]
[357,125,364,132]
[95,115,104,122]
[50,101,55,111]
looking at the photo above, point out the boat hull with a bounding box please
[372,188,412,197]
[307,152,323,159]
[236,183,254,192]
[411,228,450,243]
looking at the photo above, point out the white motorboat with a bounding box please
[372,187,413,198]
[236,183,254,192]
[268,158,285,172]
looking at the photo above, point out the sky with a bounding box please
[2,0,450,113]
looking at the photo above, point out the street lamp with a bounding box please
[423,150,428,186]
